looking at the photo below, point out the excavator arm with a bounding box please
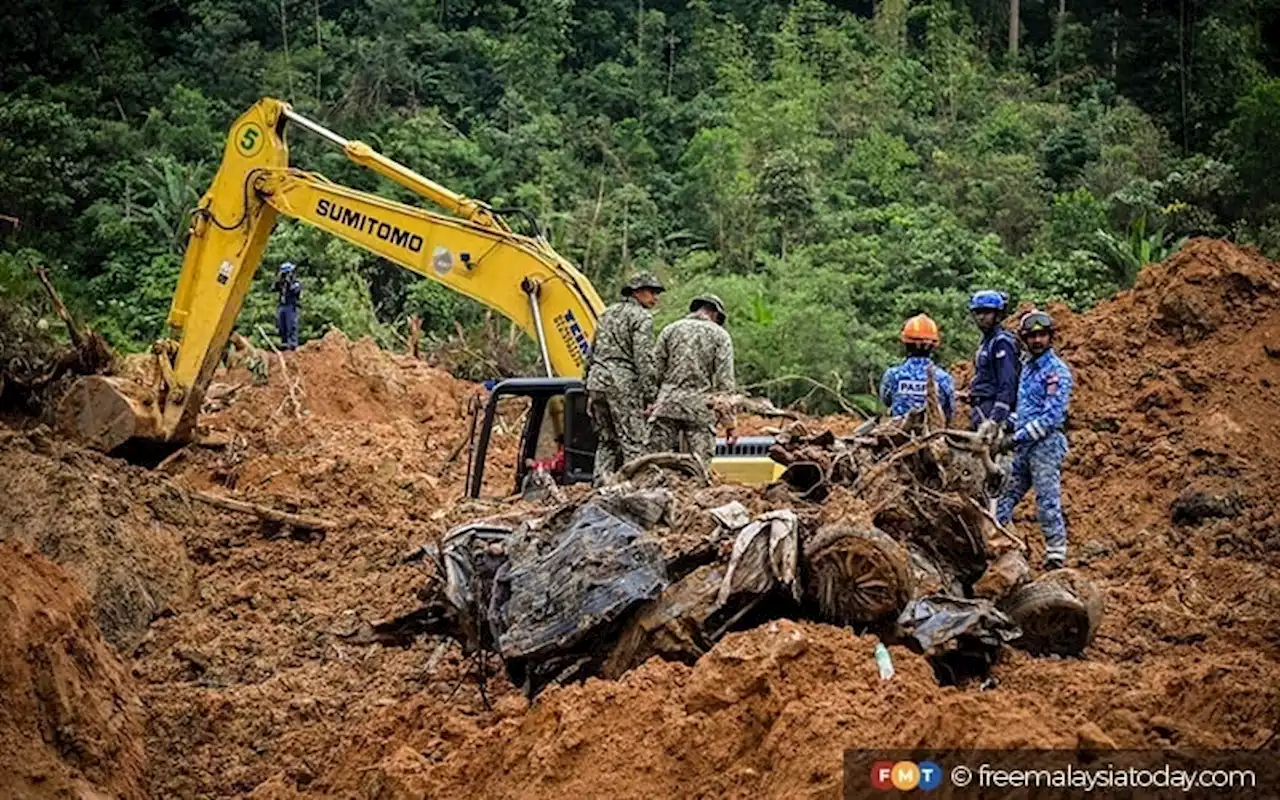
[58,98,604,452]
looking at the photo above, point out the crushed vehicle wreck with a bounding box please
[363,398,1104,697]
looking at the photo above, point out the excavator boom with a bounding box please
[58,98,604,452]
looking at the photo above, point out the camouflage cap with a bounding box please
[689,294,727,324]
[621,272,666,296]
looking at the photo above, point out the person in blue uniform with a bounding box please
[967,290,1020,429]
[272,262,303,350]
[879,313,956,424]
[997,310,1074,570]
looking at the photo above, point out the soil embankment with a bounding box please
[1,240,1277,798]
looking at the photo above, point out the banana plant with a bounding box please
[1091,211,1186,285]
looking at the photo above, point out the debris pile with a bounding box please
[2,239,1278,800]
[389,403,1102,696]
[0,279,112,420]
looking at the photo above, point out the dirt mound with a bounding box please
[0,541,147,798]
[0,428,195,651]
[299,239,1280,797]
[7,240,1279,798]
[120,331,544,797]
[177,331,517,524]
[318,620,1082,799]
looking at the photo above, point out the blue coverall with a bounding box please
[274,276,302,350]
[970,327,1020,427]
[997,348,1074,564]
[879,356,957,423]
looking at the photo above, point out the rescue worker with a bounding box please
[650,295,736,465]
[272,262,303,351]
[583,272,664,483]
[996,310,1074,570]
[968,290,1020,429]
[879,314,956,423]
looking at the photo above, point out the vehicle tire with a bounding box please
[1000,568,1103,656]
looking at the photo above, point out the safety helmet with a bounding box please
[1018,310,1054,337]
[900,314,940,347]
[689,294,727,325]
[279,262,296,274]
[621,272,666,296]
[969,290,1009,312]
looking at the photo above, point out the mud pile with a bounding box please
[310,239,1280,797]
[179,330,511,515]
[0,542,147,798]
[0,429,195,650]
[2,240,1278,799]
[131,331,541,796]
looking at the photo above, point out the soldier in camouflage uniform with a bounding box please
[583,272,664,483]
[649,295,737,465]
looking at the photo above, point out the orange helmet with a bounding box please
[900,314,940,347]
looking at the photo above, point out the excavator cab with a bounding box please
[465,378,783,499]
[465,378,591,498]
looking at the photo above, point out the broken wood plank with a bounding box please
[189,489,337,530]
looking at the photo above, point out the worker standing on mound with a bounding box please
[583,272,664,483]
[997,310,1074,570]
[272,262,303,351]
[968,290,1020,428]
[879,314,956,424]
[650,295,737,466]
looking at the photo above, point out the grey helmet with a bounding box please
[689,294,727,325]
[621,272,666,297]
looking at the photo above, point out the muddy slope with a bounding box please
[0,542,147,798]
[2,240,1277,798]
[311,239,1280,798]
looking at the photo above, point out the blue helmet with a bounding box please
[969,290,1008,312]
[279,261,296,274]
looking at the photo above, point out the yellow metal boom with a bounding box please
[59,98,604,451]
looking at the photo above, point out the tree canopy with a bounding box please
[3,0,1278,410]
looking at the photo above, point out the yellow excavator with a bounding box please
[58,98,780,494]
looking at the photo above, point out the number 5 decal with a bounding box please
[235,123,264,157]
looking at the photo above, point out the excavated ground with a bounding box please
[1,239,1278,799]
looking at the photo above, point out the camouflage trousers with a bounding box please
[649,417,715,466]
[997,432,1069,563]
[589,389,649,483]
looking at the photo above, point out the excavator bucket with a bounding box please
[56,375,168,453]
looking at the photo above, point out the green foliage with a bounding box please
[1224,78,1280,220]
[1,0,1277,409]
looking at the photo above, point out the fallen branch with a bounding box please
[967,496,1030,551]
[33,266,83,348]
[154,445,191,472]
[740,374,868,418]
[189,488,337,531]
[257,324,303,419]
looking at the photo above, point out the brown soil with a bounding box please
[0,541,147,798]
[0,431,196,651]
[1,238,1278,798]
